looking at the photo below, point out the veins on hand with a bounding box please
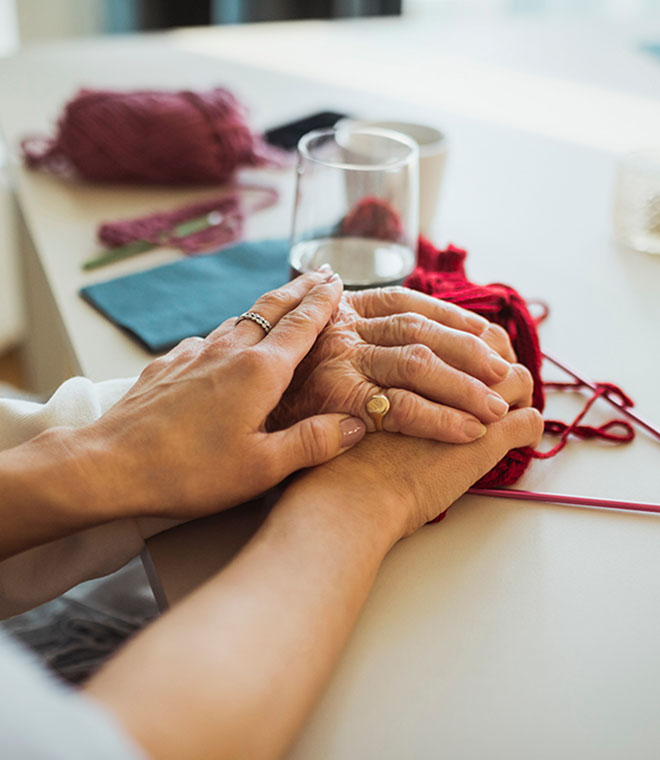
[269,296,367,430]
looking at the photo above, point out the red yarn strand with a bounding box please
[533,382,635,460]
[97,185,279,256]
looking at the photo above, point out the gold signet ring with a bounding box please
[366,393,390,432]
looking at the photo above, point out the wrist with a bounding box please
[0,426,129,560]
[64,423,145,520]
[283,456,411,552]
[30,426,129,519]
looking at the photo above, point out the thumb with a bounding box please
[270,414,366,478]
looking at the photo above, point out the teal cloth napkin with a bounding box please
[80,239,290,353]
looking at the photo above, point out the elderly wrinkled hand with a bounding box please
[271,285,532,443]
[296,357,542,541]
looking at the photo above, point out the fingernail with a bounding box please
[488,351,510,377]
[486,393,509,417]
[465,313,488,332]
[340,416,366,448]
[325,272,342,284]
[313,263,333,274]
[463,419,487,439]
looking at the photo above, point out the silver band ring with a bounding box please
[235,311,272,335]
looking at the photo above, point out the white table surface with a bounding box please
[2,17,660,759]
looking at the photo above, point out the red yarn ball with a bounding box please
[340,196,404,241]
[22,88,274,184]
[405,237,545,493]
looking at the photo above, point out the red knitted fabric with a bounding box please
[405,238,544,489]
[404,238,635,507]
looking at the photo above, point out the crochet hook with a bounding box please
[469,487,660,515]
[82,212,222,271]
[542,350,660,443]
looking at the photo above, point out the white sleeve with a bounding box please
[0,377,178,619]
[0,630,146,759]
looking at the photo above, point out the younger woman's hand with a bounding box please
[70,269,366,520]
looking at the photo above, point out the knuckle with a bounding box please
[485,322,509,342]
[280,306,316,333]
[377,285,407,310]
[304,284,336,312]
[299,418,331,463]
[436,298,463,322]
[380,285,407,299]
[430,404,459,436]
[216,316,236,333]
[283,289,336,331]
[463,332,485,357]
[230,348,268,378]
[176,336,204,355]
[360,343,379,373]
[388,390,417,430]
[528,408,545,441]
[517,408,544,445]
[395,312,426,339]
[462,374,491,407]
[402,344,435,379]
[511,363,534,396]
[141,355,170,377]
[483,323,511,350]
[255,288,294,314]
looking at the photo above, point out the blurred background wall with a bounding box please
[0,0,658,362]
[9,0,660,45]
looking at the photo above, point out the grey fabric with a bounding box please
[3,559,158,684]
[0,628,145,759]
[0,382,154,754]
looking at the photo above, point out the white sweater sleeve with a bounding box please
[0,630,145,759]
[0,377,178,619]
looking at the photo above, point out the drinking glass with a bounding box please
[613,149,660,255]
[290,126,419,288]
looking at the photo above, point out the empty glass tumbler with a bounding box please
[613,149,660,256]
[290,126,419,288]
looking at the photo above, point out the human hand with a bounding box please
[292,357,540,542]
[69,269,367,520]
[270,285,521,444]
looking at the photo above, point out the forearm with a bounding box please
[0,426,126,561]
[0,375,139,561]
[86,472,403,760]
[85,411,543,759]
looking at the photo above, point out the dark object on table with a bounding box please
[264,111,349,151]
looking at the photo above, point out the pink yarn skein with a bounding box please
[21,87,275,184]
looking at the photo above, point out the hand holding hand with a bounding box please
[70,269,366,520]
[272,285,526,443]
[295,363,542,543]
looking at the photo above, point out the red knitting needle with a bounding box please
[469,487,660,515]
[542,350,660,443]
